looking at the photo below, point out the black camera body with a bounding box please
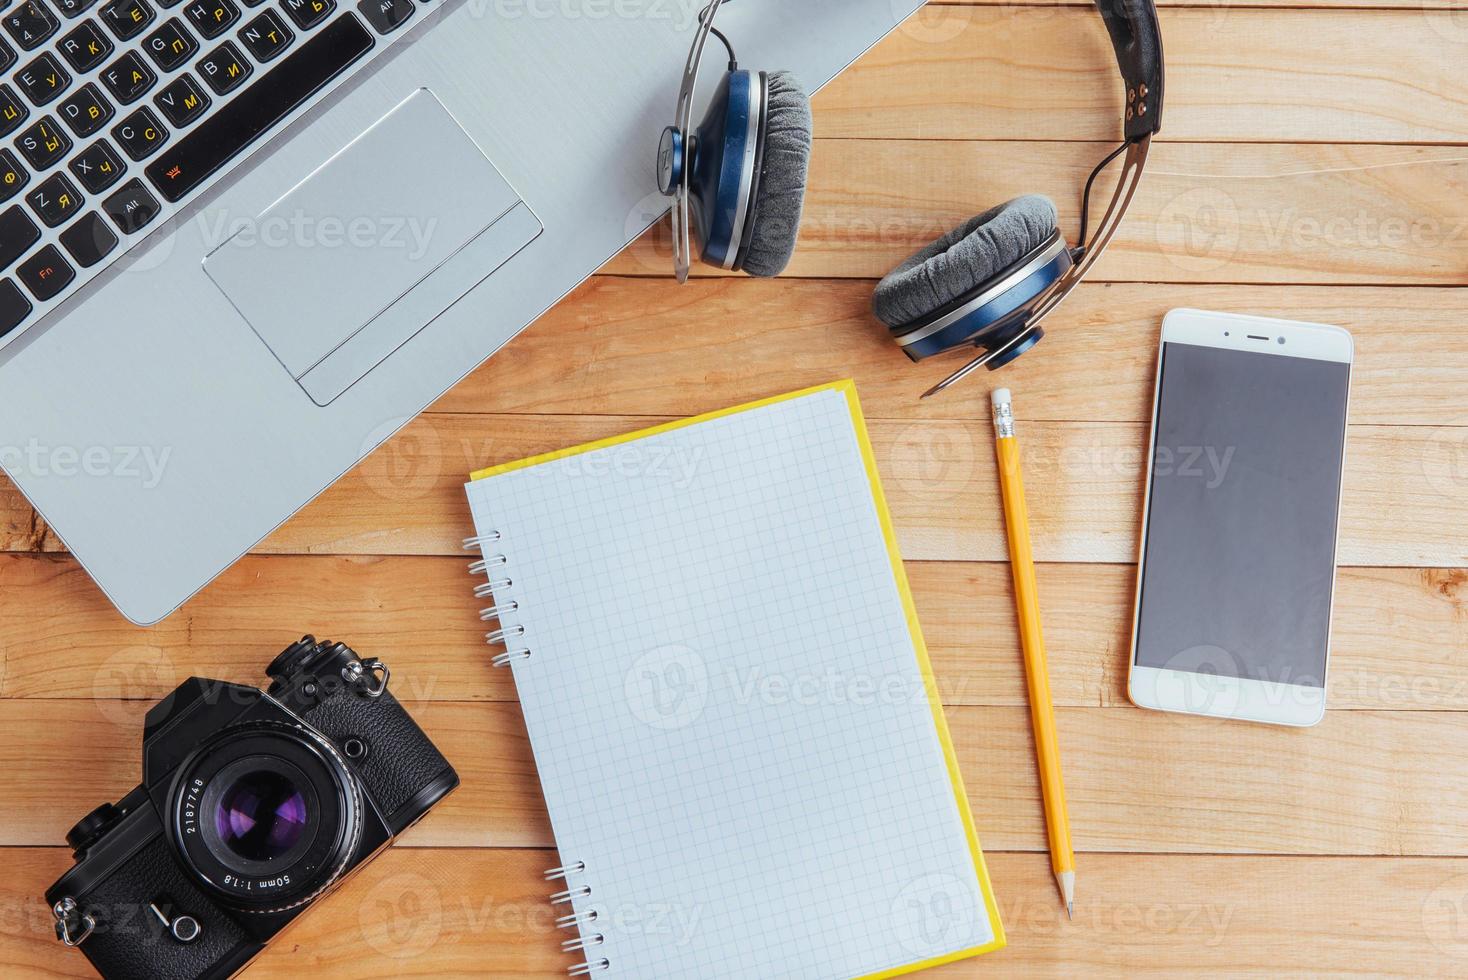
[46,637,459,980]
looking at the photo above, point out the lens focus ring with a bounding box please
[168,720,363,915]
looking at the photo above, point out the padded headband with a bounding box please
[1096,0,1165,140]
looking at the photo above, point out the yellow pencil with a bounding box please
[991,387,1076,918]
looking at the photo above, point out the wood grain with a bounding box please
[4,4,1465,977]
[430,279,1468,427]
[4,416,1458,564]
[3,555,1466,712]
[7,847,1465,978]
[818,8,1468,144]
[16,414,1461,563]
[606,140,1468,283]
[6,698,1468,856]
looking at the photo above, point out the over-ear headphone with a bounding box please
[657,0,1165,396]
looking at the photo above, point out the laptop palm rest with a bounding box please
[203,88,543,406]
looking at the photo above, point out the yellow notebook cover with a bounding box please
[467,380,1004,977]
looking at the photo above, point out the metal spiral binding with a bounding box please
[474,579,513,599]
[550,885,591,905]
[480,601,518,622]
[468,554,508,576]
[491,648,532,668]
[462,532,501,549]
[470,540,606,977]
[486,624,526,645]
[545,862,586,880]
[563,933,605,954]
[467,533,530,669]
[556,909,598,929]
[547,861,607,976]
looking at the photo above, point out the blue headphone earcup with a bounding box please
[687,70,763,270]
[738,72,811,278]
[874,196,1070,360]
[874,196,1058,328]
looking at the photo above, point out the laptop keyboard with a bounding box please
[0,0,418,345]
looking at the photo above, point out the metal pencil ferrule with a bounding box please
[992,400,1015,439]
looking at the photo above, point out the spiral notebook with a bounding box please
[463,381,1004,979]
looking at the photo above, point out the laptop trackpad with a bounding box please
[204,88,543,406]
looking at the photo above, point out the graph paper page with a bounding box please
[465,385,996,979]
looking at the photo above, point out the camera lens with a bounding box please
[170,722,363,913]
[214,770,309,862]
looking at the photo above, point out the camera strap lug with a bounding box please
[342,658,390,698]
[52,897,95,947]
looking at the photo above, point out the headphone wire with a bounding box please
[1076,140,1129,255]
[697,2,738,69]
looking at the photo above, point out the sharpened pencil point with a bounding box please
[1056,870,1075,920]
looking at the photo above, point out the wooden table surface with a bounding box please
[5,2,1468,976]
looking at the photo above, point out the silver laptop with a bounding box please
[0,0,919,623]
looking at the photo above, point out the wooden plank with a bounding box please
[5,699,1468,855]
[431,279,1468,428]
[817,8,1468,144]
[5,845,1461,978]
[605,140,1468,283]
[0,553,500,702]
[3,556,1466,712]
[4,847,1464,978]
[3,417,1459,564]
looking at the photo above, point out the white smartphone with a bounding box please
[1128,309,1353,727]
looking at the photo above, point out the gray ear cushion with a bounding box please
[740,71,812,278]
[871,195,1059,328]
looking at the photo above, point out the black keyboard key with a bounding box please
[111,105,165,158]
[59,209,116,266]
[100,0,153,39]
[357,0,409,33]
[54,0,101,18]
[15,52,70,106]
[0,149,27,201]
[3,1,59,50]
[147,15,371,201]
[69,138,124,192]
[102,176,157,232]
[24,170,82,225]
[183,0,235,37]
[0,203,39,267]
[142,17,195,70]
[0,38,14,75]
[153,72,207,126]
[195,40,248,94]
[102,52,156,104]
[58,82,112,136]
[237,8,289,61]
[0,85,28,137]
[17,243,73,299]
[280,0,331,30]
[0,277,31,337]
[15,115,70,168]
[58,20,112,71]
